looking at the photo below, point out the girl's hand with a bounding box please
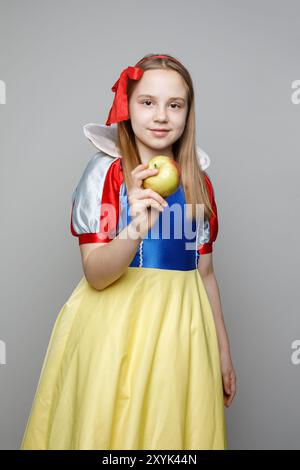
[220,349,237,407]
[127,162,169,239]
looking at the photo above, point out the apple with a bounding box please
[142,156,181,198]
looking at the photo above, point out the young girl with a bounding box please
[21,53,236,450]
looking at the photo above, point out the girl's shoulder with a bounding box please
[202,171,215,201]
[70,122,126,244]
[76,121,125,196]
[70,151,123,245]
[197,171,218,255]
[74,150,123,194]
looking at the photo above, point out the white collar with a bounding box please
[83,123,211,170]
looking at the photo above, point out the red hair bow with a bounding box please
[105,66,144,126]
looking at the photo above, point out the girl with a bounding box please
[21,53,236,450]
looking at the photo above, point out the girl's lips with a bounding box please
[150,129,170,137]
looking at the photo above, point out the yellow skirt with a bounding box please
[20,267,228,450]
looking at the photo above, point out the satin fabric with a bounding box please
[125,185,200,270]
[20,268,227,450]
[70,154,218,254]
[21,163,228,450]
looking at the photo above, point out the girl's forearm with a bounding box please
[84,222,142,291]
[200,272,231,354]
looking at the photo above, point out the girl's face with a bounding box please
[128,69,189,159]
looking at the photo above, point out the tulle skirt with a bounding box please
[21,266,228,450]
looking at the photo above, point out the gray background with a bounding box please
[0,0,299,450]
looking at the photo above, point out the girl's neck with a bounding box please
[134,136,174,164]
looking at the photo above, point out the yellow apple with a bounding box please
[142,155,181,198]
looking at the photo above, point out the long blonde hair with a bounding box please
[116,52,215,221]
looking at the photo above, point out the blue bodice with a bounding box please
[118,183,200,271]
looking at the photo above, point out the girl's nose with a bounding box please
[154,107,168,121]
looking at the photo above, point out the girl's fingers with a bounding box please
[134,168,159,184]
[223,372,236,406]
[140,168,159,177]
[131,163,151,179]
[130,199,164,214]
[141,198,164,211]
[131,163,159,188]
[132,188,168,207]
[131,162,148,175]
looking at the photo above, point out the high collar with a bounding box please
[83,123,211,170]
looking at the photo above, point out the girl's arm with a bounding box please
[72,156,165,292]
[198,252,236,407]
[80,222,142,291]
[198,253,230,354]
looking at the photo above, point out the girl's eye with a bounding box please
[142,100,181,109]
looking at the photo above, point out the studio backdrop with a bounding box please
[0,0,299,450]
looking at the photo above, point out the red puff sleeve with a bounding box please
[197,173,219,254]
[70,153,123,245]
